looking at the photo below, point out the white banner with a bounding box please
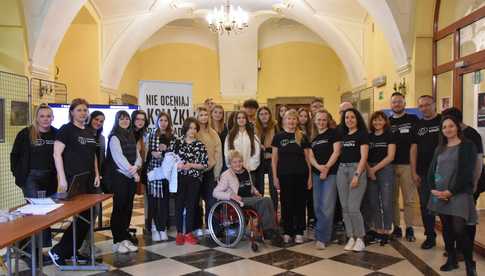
[139,80,193,136]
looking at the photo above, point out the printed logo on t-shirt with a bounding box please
[370,142,388,149]
[417,126,440,136]
[33,138,54,146]
[342,140,356,147]
[312,139,329,147]
[392,123,412,134]
[78,137,96,145]
[280,138,297,147]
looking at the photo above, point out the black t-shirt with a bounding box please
[271,131,310,176]
[311,128,340,175]
[340,130,369,163]
[389,113,419,164]
[411,115,442,175]
[368,130,396,164]
[30,128,57,170]
[463,126,484,154]
[236,169,252,197]
[56,122,97,178]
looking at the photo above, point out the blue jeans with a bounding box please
[366,165,394,231]
[312,173,337,243]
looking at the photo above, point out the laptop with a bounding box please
[52,171,91,201]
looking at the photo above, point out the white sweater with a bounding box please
[224,130,261,171]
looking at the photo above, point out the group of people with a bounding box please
[9,94,482,275]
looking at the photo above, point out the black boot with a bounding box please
[440,252,459,271]
[465,260,477,276]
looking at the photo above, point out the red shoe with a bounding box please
[184,233,198,245]
[176,233,185,245]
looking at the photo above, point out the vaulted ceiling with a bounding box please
[22,0,415,90]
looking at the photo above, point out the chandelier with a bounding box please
[206,0,249,35]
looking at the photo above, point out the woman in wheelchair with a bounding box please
[213,150,283,246]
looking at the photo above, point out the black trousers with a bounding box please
[440,214,474,263]
[195,169,216,230]
[21,169,57,251]
[110,171,136,244]
[256,159,278,211]
[176,174,201,234]
[279,173,307,236]
[147,180,170,231]
[52,173,94,259]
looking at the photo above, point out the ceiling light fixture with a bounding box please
[206,0,249,35]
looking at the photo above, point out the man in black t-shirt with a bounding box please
[410,95,441,249]
[388,92,420,242]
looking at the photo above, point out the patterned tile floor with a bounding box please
[2,195,485,276]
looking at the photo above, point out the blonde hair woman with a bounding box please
[11,103,58,255]
[271,109,312,244]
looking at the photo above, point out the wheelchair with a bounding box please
[207,200,264,252]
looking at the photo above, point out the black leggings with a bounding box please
[147,181,170,232]
[110,171,136,244]
[279,173,307,236]
[176,174,201,234]
[440,214,474,263]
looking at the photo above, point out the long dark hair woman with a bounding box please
[130,110,150,231]
[105,110,142,254]
[48,98,100,267]
[427,115,478,275]
[11,103,58,259]
[168,117,208,246]
[224,111,261,184]
[146,112,174,242]
[255,106,278,209]
[79,110,106,257]
[336,108,369,252]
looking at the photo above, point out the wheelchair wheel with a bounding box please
[208,200,245,248]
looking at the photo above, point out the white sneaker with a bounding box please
[295,235,304,244]
[122,240,138,252]
[283,234,292,244]
[160,230,168,241]
[315,241,326,250]
[152,229,161,242]
[112,242,129,254]
[344,238,355,251]
[194,229,204,237]
[353,238,365,252]
[203,229,211,236]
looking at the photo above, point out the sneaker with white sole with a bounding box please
[48,249,66,267]
[194,229,204,237]
[152,229,161,242]
[353,238,365,252]
[295,235,304,244]
[315,241,326,250]
[122,240,138,252]
[160,230,168,241]
[283,234,292,244]
[112,242,129,254]
[344,238,355,251]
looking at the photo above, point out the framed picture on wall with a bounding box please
[440,97,451,111]
[10,101,28,126]
[0,98,4,143]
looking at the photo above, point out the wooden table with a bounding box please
[0,194,112,276]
